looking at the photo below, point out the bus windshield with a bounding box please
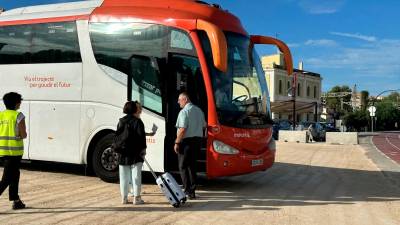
[199,31,272,128]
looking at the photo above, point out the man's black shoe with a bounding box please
[12,200,26,210]
[187,193,196,200]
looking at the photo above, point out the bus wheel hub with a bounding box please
[101,147,118,171]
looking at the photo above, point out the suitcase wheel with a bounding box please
[181,197,187,204]
[173,203,180,208]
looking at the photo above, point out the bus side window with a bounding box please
[31,22,81,63]
[0,25,32,64]
[0,22,81,65]
[129,55,162,113]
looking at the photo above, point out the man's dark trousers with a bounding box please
[178,137,201,196]
[0,156,22,201]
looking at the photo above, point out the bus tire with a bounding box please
[92,133,119,183]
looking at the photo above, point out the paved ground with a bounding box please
[0,138,400,225]
[372,132,400,164]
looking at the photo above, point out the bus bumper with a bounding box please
[206,147,276,178]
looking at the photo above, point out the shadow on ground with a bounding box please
[1,160,399,214]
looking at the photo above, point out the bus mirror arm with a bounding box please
[250,35,293,76]
[197,19,228,73]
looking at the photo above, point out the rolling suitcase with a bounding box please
[144,159,186,208]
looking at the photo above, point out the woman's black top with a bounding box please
[116,115,147,165]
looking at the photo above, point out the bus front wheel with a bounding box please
[92,133,119,183]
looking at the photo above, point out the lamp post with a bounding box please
[292,90,296,130]
[314,101,318,122]
[291,73,297,130]
[367,106,376,132]
[371,89,400,104]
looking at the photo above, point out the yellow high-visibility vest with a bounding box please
[0,110,24,156]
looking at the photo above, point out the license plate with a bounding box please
[251,159,263,167]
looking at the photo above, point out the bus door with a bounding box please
[164,53,208,173]
[128,55,166,173]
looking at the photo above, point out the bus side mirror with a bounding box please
[197,19,227,73]
[250,35,293,76]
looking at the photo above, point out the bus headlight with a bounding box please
[268,138,276,152]
[213,140,240,155]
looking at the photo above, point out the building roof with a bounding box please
[269,64,321,78]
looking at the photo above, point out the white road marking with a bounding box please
[385,134,400,152]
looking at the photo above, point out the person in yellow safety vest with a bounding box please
[0,92,27,210]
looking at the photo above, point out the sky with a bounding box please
[1,0,399,96]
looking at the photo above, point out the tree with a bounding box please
[343,110,369,131]
[326,85,352,119]
[375,92,400,131]
[386,92,400,107]
[360,90,369,111]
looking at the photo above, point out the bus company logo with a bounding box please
[234,132,250,138]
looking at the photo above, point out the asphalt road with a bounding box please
[0,139,399,225]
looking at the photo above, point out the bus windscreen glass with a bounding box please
[199,31,272,128]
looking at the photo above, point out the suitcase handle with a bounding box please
[144,158,158,180]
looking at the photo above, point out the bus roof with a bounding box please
[0,1,102,25]
[0,0,247,35]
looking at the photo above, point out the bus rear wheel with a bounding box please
[92,133,119,183]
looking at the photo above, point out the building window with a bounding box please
[314,86,317,98]
[307,86,310,97]
[297,83,301,97]
[278,80,282,94]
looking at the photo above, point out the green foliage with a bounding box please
[375,101,400,131]
[326,85,352,117]
[371,91,400,131]
[343,110,369,131]
[386,92,400,102]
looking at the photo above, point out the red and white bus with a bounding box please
[0,0,293,182]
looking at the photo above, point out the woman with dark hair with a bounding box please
[117,101,147,205]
